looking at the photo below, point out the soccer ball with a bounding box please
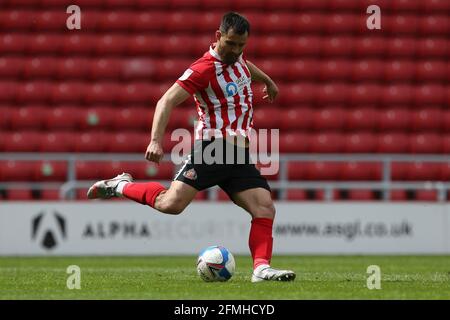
[196,245,235,282]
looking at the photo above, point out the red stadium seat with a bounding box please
[415,190,438,201]
[444,111,450,132]
[51,82,86,103]
[17,82,52,103]
[136,0,168,9]
[84,82,120,104]
[0,34,29,54]
[391,0,421,11]
[325,14,358,34]
[423,0,450,12]
[354,37,386,57]
[0,57,23,78]
[170,0,202,9]
[98,11,133,31]
[391,162,409,181]
[62,35,95,55]
[280,107,313,131]
[195,11,223,32]
[409,133,442,153]
[165,12,199,33]
[291,36,321,57]
[322,36,354,57]
[406,162,441,181]
[127,35,162,56]
[382,84,413,105]
[251,59,286,82]
[121,58,157,80]
[320,60,352,81]
[377,133,409,153]
[27,34,63,54]
[296,0,328,10]
[328,0,361,10]
[34,161,68,182]
[260,13,293,34]
[377,108,411,131]
[23,57,56,79]
[155,59,191,81]
[0,161,35,181]
[310,133,344,153]
[257,36,289,57]
[40,190,60,200]
[384,60,415,81]
[118,82,159,104]
[0,106,12,130]
[292,13,324,34]
[313,107,345,130]
[95,34,128,55]
[193,190,207,201]
[348,190,374,201]
[162,35,195,57]
[387,37,416,57]
[75,161,105,180]
[280,133,311,153]
[0,82,18,102]
[411,108,442,132]
[39,132,76,152]
[3,131,40,152]
[281,83,317,104]
[306,162,341,181]
[417,38,448,58]
[112,107,154,131]
[78,107,113,131]
[10,106,47,130]
[440,134,449,152]
[344,133,377,153]
[346,107,378,131]
[420,15,449,36]
[7,189,33,200]
[352,59,384,81]
[75,132,106,152]
[415,84,445,106]
[44,106,80,130]
[252,107,280,129]
[0,10,34,30]
[391,190,407,201]
[106,132,148,153]
[287,162,306,180]
[340,162,382,181]
[441,163,450,181]
[89,58,123,80]
[416,61,447,81]
[286,189,307,201]
[286,59,319,81]
[33,10,67,31]
[385,15,418,35]
[131,12,167,32]
[350,84,382,105]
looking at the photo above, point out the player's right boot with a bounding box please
[251,264,296,283]
[87,173,133,199]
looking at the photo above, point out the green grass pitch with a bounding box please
[0,256,449,299]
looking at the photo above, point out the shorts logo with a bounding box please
[226,82,238,97]
[183,168,197,180]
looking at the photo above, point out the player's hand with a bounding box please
[262,81,279,103]
[145,141,164,164]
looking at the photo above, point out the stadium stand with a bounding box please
[0,0,448,201]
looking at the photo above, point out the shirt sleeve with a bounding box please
[176,64,210,95]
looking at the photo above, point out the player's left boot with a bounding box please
[251,264,296,283]
[87,173,133,199]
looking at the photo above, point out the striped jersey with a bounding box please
[176,45,253,140]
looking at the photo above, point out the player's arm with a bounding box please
[145,83,191,163]
[246,60,279,103]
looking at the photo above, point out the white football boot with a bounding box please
[251,264,296,283]
[87,173,133,199]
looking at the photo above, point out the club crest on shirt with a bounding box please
[226,82,238,97]
[183,168,197,180]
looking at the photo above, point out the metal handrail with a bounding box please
[0,152,449,201]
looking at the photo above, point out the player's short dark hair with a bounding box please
[220,12,250,35]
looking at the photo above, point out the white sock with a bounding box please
[115,181,129,197]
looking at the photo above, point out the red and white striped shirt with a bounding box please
[176,45,253,140]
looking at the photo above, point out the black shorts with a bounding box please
[174,138,271,199]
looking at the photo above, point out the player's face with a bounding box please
[215,29,248,65]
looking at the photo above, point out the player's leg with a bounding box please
[230,187,295,282]
[87,173,197,215]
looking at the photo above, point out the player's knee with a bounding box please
[254,200,276,219]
